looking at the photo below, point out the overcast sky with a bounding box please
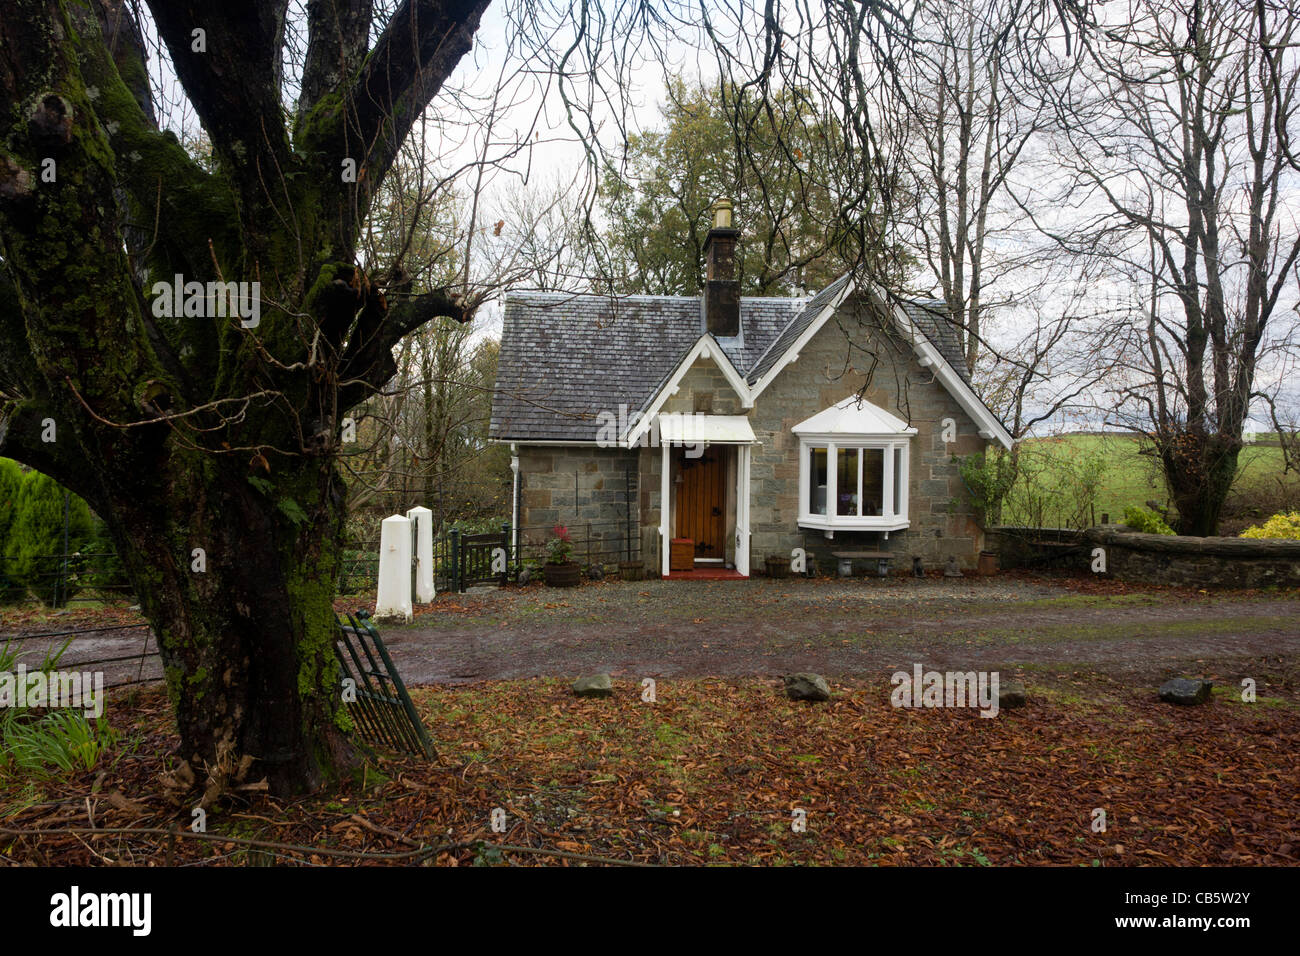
[136,0,1298,436]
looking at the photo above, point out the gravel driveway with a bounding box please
[374,575,1300,694]
[7,574,1295,697]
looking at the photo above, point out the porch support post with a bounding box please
[660,438,671,576]
[509,443,520,564]
[736,443,752,576]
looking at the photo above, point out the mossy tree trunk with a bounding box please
[0,0,489,795]
[1156,431,1241,538]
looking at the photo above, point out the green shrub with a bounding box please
[0,639,115,777]
[0,458,24,604]
[1001,441,1110,530]
[3,469,95,606]
[1123,505,1175,535]
[0,458,21,542]
[82,519,130,596]
[1239,511,1300,539]
[956,451,1017,525]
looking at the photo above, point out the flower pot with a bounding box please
[618,560,645,581]
[544,561,582,587]
[765,554,790,578]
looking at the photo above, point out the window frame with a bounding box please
[797,435,911,532]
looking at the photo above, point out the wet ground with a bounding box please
[5,573,1297,696]
[375,574,1300,695]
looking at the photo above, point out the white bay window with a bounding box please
[794,396,916,532]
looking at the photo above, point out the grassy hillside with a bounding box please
[1000,433,1298,533]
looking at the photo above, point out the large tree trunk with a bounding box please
[103,456,356,795]
[1158,431,1240,537]
[0,0,486,797]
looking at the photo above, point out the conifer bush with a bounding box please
[3,468,95,606]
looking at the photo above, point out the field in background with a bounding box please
[1002,432,1299,533]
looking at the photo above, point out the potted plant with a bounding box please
[543,525,582,587]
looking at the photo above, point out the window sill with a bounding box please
[798,515,910,533]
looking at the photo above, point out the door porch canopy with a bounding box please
[656,413,758,578]
[656,412,757,447]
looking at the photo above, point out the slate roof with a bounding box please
[901,299,972,386]
[746,274,852,385]
[489,280,975,443]
[489,292,804,443]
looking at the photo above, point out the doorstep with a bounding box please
[665,567,747,580]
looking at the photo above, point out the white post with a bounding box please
[736,444,751,576]
[406,506,435,603]
[510,446,520,563]
[660,439,671,576]
[376,514,413,623]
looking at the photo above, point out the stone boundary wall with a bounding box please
[984,527,1087,570]
[987,525,1300,587]
[1083,528,1300,589]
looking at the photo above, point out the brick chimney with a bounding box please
[703,199,740,338]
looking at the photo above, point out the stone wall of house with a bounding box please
[1084,528,1300,588]
[659,359,745,416]
[516,445,642,565]
[637,444,662,566]
[748,301,989,573]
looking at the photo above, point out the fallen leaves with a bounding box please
[3,673,1298,867]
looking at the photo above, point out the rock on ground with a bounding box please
[783,673,831,702]
[572,673,613,698]
[1159,677,1213,705]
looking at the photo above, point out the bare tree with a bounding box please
[891,0,1064,372]
[1048,0,1300,534]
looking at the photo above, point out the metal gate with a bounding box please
[438,526,510,592]
[335,612,434,758]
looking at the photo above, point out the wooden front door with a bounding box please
[676,449,727,560]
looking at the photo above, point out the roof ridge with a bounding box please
[504,289,810,304]
[746,273,853,383]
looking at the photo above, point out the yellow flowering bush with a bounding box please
[1239,511,1300,539]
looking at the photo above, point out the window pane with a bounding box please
[836,448,859,515]
[862,448,884,516]
[809,447,827,515]
[893,445,904,516]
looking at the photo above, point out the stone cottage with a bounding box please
[488,202,1013,577]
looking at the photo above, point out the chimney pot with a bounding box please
[711,198,733,230]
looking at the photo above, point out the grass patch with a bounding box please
[1004,433,1300,528]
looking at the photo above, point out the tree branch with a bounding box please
[298,0,375,125]
[302,0,491,244]
[145,0,293,209]
[0,399,103,506]
[337,287,470,410]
